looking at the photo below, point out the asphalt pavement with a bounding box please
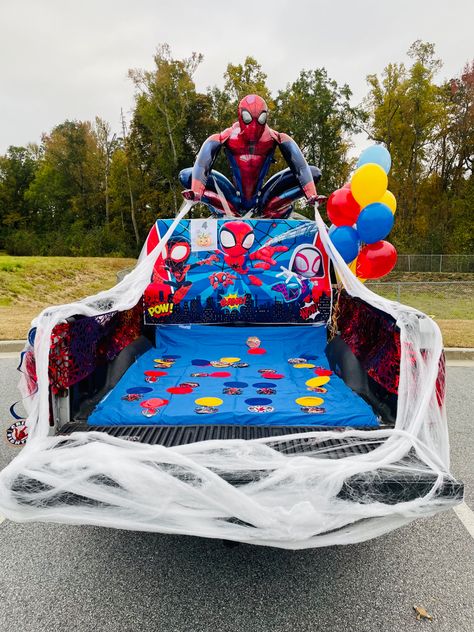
[0,356,473,632]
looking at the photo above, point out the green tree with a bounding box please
[0,145,38,245]
[275,68,365,193]
[365,41,447,250]
[128,44,205,215]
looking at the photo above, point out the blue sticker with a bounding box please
[126,386,153,395]
[252,382,276,389]
[223,381,248,388]
[245,397,272,406]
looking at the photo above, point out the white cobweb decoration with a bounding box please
[0,202,462,549]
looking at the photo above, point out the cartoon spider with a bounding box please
[207,221,287,286]
[209,271,237,290]
[272,243,325,303]
[153,236,216,304]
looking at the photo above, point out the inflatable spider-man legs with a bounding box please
[258,166,322,218]
[179,166,321,218]
[179,169,241,216]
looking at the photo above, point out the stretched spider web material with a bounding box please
[0,201,461,548]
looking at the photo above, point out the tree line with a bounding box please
[0,41,472,257]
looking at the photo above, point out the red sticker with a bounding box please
[140,397,169,408]
[247,347,266,355]
[261,372,284,379]
[144,370,168,377]
[314,368,333,376]
[210,371,231,378]
[166,386,193,395]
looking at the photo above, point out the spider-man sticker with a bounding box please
[143,219,331,325]
[5,420,28,447]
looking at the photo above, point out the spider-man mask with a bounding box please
[164,237,191,282]
[220,221,255,257]
[238,94,268,142]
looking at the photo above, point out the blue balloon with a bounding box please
[328,224,337,237]
[357,145,391,174]
[356,202,394,244]
[330,226,360,263]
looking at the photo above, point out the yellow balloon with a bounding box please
[351,163,388,208]
[347,257,367,283]
[379,190,397,214]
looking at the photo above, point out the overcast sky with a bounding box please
[0,0,473,154]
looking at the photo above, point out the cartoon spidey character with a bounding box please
[206,221,288,286]
[272,243,326,303]
[153,236,213,304]
[208,270,237,290]
[179,94,323,218]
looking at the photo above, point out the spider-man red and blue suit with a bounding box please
[179,94,321,218]
[144,95,329,315]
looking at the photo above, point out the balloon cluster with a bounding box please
[327,145,397,280]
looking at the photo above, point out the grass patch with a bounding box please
[0,256,472,347]
[0,255,136,340]
[437,320,474,348]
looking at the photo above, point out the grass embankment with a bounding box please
[0,256,136,340]
[367,272,474,346]
[0,257,472,347]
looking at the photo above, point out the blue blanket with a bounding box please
[88,325,379,428]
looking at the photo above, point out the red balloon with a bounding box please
[327,188,360,226]
[356,241,397,279]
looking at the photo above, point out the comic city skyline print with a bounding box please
[143,219,331,325]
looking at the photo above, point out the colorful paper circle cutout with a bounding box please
[126,386,153,394]
[295,396,324,407]
[261,372,284,379]
[195,396,223,407]
[252,382,276,388]
[166,386,193,395]
[223,381,248,388]
[293,363,316,369]
[220,357,241,364]
[248,347,267,355]
[210,371,231,378]
[140,398,169,408]
[245,397,272,406]
[306,376,330,387]
[192,359,211,366]
[314,368,333,376]
[144,370,168,376]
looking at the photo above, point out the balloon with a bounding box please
[348,257,367,282]
[357,145,391,174]
[351,163,388,208]
[328,224,337,236]
[330,226,360,263]
[379,190,397,214]
[342,182,351,189]
[356,202,394,244]
[356,241,397,279]
[327,188,360,226]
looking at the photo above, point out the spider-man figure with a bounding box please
[207,221,288,286]
[272,243,326,303]
[153,236,211,303]
[179,94,321,218]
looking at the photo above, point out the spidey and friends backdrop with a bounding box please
[143,219,331,325]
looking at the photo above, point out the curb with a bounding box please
[0,341,26,353]
[1,340,473,360]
